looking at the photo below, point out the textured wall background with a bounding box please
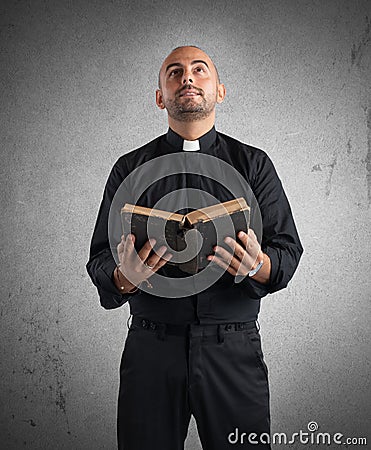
[1,0,370,449]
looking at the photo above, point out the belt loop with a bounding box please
[217,324,224,344]
[156,323,166,341]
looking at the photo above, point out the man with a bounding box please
[86,46,303,450]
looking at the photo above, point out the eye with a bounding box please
[169,69,181,77]
[195,66,204,73]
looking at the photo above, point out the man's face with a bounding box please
[156,47,225,122]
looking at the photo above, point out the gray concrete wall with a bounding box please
[1,0,370,448]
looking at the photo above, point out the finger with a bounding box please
[117,234,126,259]
[163,252,173,262]
[151,253,173,274]
[238,229,258,248]
[224,236,258,268]
[122,233,139,266]
[143,245,168,270]
[248,228,257,240]
[117,235,141,284]
[237,230,248,246]
[209,252,251,277]
[212,245,245,274]
[216,241,258,274]
[245,229,260,255]
[137,238,157,263]
[215,242,251,270]
[207,254,238,277]
[237,230,261,263]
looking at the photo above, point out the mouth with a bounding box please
[178,89,202,98]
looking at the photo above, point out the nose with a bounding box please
[182,69,193,84]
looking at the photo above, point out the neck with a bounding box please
[168,113,215,140]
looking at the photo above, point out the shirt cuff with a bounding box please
[234,275,271,299]
[96,259,140,309]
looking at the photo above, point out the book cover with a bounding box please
[120,198,250,274]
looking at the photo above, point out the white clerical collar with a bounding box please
[182,139,200,151]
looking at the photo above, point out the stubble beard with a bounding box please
[164,92,217,123]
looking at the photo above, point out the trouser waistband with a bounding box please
[131,316,257,339]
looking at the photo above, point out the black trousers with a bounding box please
[118,318,271,450]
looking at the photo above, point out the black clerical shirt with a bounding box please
[86,127,303,325]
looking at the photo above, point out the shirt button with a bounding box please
[141,319,148,328]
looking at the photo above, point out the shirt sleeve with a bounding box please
[237,149,304,297]
[86,157,141,309]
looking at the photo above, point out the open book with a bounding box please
[121,197,250,274]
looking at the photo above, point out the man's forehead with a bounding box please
[161,47,214,71]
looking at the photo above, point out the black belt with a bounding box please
[131,316,257,338]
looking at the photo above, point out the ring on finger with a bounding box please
[144,261,155,269]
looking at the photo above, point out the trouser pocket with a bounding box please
[245,329,269,380]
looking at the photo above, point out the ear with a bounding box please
[156,89,166,109]
[216,83,226,104]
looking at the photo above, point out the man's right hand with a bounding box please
[114,234,173,293]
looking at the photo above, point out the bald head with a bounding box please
[158,46,220,89]
[155,45,226,130]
